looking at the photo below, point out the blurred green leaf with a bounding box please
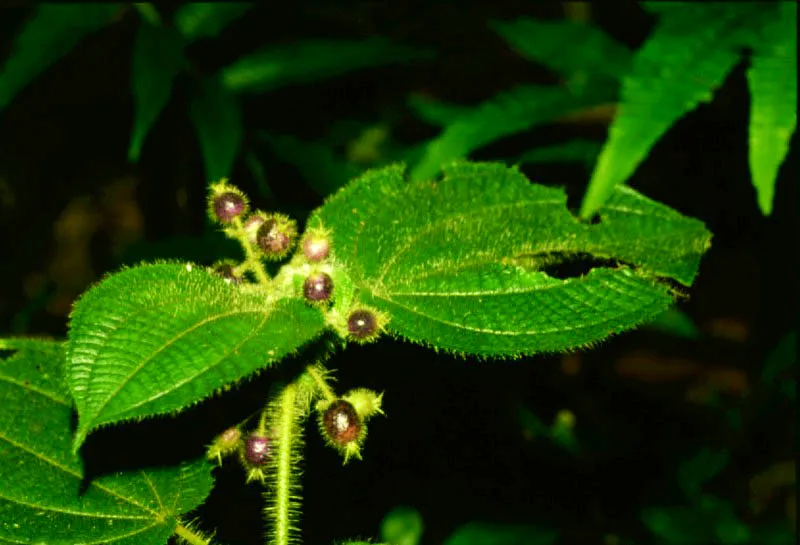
[761,330,796,399]
[644,307,700,339]
[411,85,614,182]
[643,495,750,545]
[221,38,434,93]
[311,162,711,356]
[515,139,603,169]
[747,2,797,215]
[0,338,214,545]
[491,17,633,80]
[259,132,362,197]
[407,93,471,126]
[443,523,557,545]
[678,448,729,501]
[0,4,120,109]
[579,4,773,219]
[66,263,326,450]
[128,23,185,162]
[190,76,243,182]
[380,506,424,545]
[174,2,252,42]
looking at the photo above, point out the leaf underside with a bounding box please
[0,339,213,545]
[66,263,326,450]
[580,3,772,218]
[312,162,711,357]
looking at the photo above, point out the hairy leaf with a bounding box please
[747,2,797,215]
[491,17,633,80]
[221,38,433,93]
[312,162,711,356]
[579,4,771,218]
[0,338,213,545]
[66,263,326,450]
[128,23,186,162]
[443,523,557,545]
[174,2,252,42]
[190,76,243,182]
[410,85,614,182]
[0,4,119,109]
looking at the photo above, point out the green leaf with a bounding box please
[407,93,471,127]
[678,448,729,500]
[643,307,700,339]
[380,506,424,545]
[173,2,252,43]
[190,76,243,182]
[491,18,633,80]
[515,139,603,168]
[0,4,119,109]
[579,4,769,219]
[410,85,614,182]
[747,2,797,215]
[221,38,434,93]
[442,523,557,545]
[66,263,326,450]
[312,162,711,356]
[259,132,362,197]
[642,495,750,545]
[0,338,213,545]
[128,23,186,162]
[760,330,796,399]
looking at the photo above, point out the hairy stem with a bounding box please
[265,382,303,545]
[305,364,337,402]
[231,217,271,288]
[174,523,211,545]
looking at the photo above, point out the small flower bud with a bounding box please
[321,399,362,446]
[208,180,248,224]
[256,214,297,260]
[301,232,330,262]
[211,261,243,284]
[207,426,242,466]
[303,272,333,302]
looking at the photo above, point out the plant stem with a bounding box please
[174,523,211,545]
[305,364,337,402]
[266,382,302,545]
[231,217,271,289]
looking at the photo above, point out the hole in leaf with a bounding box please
[529,252,620,280]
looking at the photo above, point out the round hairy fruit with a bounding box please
[302,234,330,262]
[243,213,266,244]
[322,400,362,446]
[347,309,377,339]
[256,216,296,258]
[303,272,333,302]
[212,191,246,223]
[211,262,242,284]
[243,433,271,466]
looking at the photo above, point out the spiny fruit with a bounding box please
[348,309,377,339]
[303,272,333,302]
[207,426,242,466]
[321,399,362,447]
[301,231,330,262]
[256,214,297,259]
[211,261,243,284]
[208,181,248,224]
[243,432,272,466]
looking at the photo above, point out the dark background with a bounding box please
[0,2,796,545]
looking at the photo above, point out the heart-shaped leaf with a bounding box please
[0,338,213,545]
[311,162,711,356]
[66,262,326,450]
